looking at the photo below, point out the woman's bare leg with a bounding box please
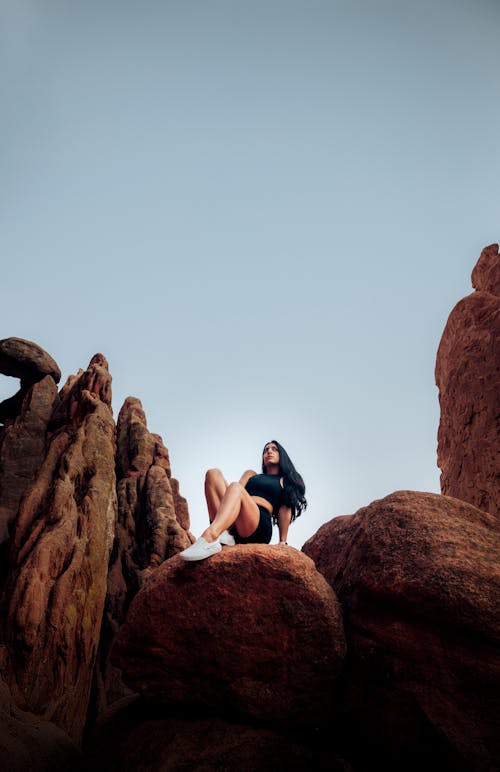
[277,506,292,543]
[204,468,228,521]
[201,482,261,542]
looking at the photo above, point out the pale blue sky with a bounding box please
[1,1,499,547]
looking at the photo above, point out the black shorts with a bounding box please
[232,505,273,544]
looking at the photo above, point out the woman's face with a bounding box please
[263,442,280,468]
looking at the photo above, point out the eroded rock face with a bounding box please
[302,490,500,771]
[93,396,192,714]
[435,243,500,517]
[2,355,117,744]
[114,397,192,575]
[0,338,61,424]
[0,376,58,551]
[112,546,346,728]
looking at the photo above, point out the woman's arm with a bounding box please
[239,469,257,487]
[277,505,292,544]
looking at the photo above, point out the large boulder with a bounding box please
[2,354,117,744]
[302,490,500,770]
[0,337,61,383]
[435,243,499,517]
[112,546,346,728]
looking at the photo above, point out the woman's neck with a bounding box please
[264,463,280,476]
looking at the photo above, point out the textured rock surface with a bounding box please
[113,546,346,727]
[435,243,500,517]
[0,338,61,424]
[93,396,192,714]
[0,376,58,550]
[0,668,80,772]
[0,337,61,383]
[114,397,192,572]
[84,696,347,772]
[2,354,117,744]
[302,490,500,770]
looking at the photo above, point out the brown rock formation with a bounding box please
[0,337,61,383]
[435,243,500,517]
[114,396,191,572]
[84,696,347,772]
[112,546,346,728]
[93,396,192,713]
[0,337,61,423]
[2,354,117,744]
[0,376,58,551]
[302,490,500,770]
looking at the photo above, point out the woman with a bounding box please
[180,440,307,561]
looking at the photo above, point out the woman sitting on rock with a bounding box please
[180,440,307,561]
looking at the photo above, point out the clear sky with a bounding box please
[1,1,499,547]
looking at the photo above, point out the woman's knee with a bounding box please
[205,468,223,486]
[227,481,244,496]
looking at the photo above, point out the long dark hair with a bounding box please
[261,440,307,522]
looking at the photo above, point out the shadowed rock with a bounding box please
[112,546,346,728]
[0,376,58,553]
[2,355,117,745]
[0,389,27,424]
[435,243,500,517]
[0,338,61,431]
[112,396,192,590]
[0,338,61,383]
[83,696,347,772]
[302,490,500,771]
[0,668,80,772]
[0,338,61,424]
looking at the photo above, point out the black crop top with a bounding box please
[245,474,285,515]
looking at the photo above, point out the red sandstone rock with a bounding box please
[0,376,58,547]
[302,490,500,770]
[93,396,192,714]
[84,696,348,771]
[169,474,190,532]
[0,337,61,383]
[112,397,191,583]
[51,352,112,421]
[115,397,191,564]
[2,355,117,744]
[112,546,346,728]
[435,243,500,517]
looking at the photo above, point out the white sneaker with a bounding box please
[180,536,222,561]
[219,530,236,546]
